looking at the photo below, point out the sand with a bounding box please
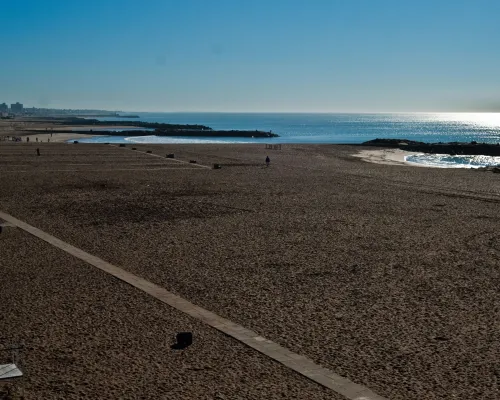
[353,148,432,167]
[0,228,336,400]
[1,142,500,399]
[22,132,101,143]
[0,118,130,143]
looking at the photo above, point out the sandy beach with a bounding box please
[22,132,101,143]
[0,118,126,143]
[1,141,500,399]
[353,148,434,167]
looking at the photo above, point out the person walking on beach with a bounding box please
[266,156,270,167]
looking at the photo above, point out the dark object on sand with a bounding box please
[477,165,500,173]
[266,156,270,166]
[146,150,152,154]
[213,164,221,169]
[36,148,40,156]
[166,154,175,158]
[73,141,79,144]
[132,147,137,150]
[189,160,197,164]
[119,144,126,147]
[171,332,193,350]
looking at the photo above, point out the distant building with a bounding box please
[0,103,8,112]
[10,102,23,114]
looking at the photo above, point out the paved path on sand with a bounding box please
[0,209,387,400]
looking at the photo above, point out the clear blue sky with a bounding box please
[1,0,499,112]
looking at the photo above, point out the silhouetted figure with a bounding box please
[36,148,40,156]
[26,137,29,142]
[36,137,38,142]
[266,156,270,167]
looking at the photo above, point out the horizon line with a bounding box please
[115,110,500,114]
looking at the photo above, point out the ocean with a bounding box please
[78,112,500,167]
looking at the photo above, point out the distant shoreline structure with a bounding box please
[361,138,500,157]
[22,116,279,138]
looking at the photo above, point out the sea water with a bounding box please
[405,153,500,168]
[77,112,500,167]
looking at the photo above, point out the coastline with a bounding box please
[353,148,434,167]
[2,116,498,169]
[23,132,102,143]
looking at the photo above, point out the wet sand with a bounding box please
[1,142,499,399]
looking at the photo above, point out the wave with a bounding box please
[124,135,253,144]
[405,153,500,168]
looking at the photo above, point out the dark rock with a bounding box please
[362,138,425,148]
[213,164,222,169]
[146,150,152,154]
[166,154,175,158]
[362,139,500,157]
[171,332,193,350]
[189,160,197,164]
[43,117,280,138]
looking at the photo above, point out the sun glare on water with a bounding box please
[433,113,500,128]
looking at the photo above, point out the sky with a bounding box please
[1,0,499,112]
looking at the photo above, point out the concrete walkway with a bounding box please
[110,144,212,169]
[0,210,387,400]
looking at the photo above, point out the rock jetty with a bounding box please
[41,117,280,138]
[362,138,500,157]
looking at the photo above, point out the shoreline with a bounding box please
[2,118,499,170]
[353,148,434,167]
[23,132,103,143]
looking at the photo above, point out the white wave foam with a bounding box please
[405,153,500,168]
[124,135,252,144]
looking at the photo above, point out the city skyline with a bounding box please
[1,0,499,112]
